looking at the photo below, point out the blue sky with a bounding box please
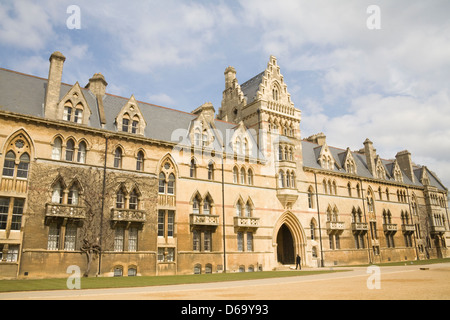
[1,0,450,188]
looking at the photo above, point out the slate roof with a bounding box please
[301,140,447,192]
[0,67,263,159]
[0,67,446,191]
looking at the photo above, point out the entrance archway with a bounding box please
[277,224,295,264]
[273,211,306,266]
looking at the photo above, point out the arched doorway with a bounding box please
[273,211,306,266]
[277,224,295,264]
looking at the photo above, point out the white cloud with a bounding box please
[0,1,54,50]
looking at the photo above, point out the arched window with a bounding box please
[240,167,246,184]
[77,141,87,163]
[158,172,166,194]
[74,104,83,124]
[136,151,144,171]
[2,151,16,177]
[247,169,254,185]
[285,170,290,188]
[308,187,314,209]
[192,196,200,214]
[131,116,140,134]
[68,184,79,205]
[122,114,130,133]
[52,181,63,204]
[278,170,285,188]
[208,162,214,180]
[116,189,125,209]
[190,159,197,178]
[114,148,123,168]
[203,198,211,215]
[65,139,75,162]
[236,201,242,216]
[63,102,73,121]
[129,189,139,210]
[168,173,175,195]
[310,220,316,240]
[233,167,238,184]
[52,137,62,160]
[245,201,252,217]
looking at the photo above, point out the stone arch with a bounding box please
[273,211,306,265]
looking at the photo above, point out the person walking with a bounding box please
[296,254,301,270]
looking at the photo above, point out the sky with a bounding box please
[1,0,450,189]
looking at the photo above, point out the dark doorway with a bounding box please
[277,224,295,264]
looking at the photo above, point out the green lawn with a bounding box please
[0,270,346,293]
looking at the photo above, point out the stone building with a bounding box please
[0,52,448,279]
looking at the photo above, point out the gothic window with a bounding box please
[52,137,63,160]
[278,170,285,188]
[203,198,211,215]
[236,200,243,217]
[208,162,214,180]
[131,116,140,134]
[247,169,254,185]
[116,188,125,209]
[129,189,139,210]
[77,141,87,163]
[245,201,252,217]
[114,148,123,168]
[308,186,314,209]
[240,167,246,184]
[136,151,144,171]
[74,104,83,124]
[192,196,200,214]
[122,114,130,133]
[65,139,75,162]
[233,166,238,184]
[190,159,197,178]
[159,172,166,194]
[63,102,73,121]
[167,173,175,195]
[67,184,79,205]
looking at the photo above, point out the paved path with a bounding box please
[1,263,449,300]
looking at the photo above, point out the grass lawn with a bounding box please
[0,269,347,293]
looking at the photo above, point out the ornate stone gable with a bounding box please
[115,95,147,135]
[57,82,92,125]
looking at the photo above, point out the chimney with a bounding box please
[86,73,108,97]
[395,150,415,183]
[224,66,236,90]
[363,138,376,175]
[306,133,327,146]
[44,51,66,119]
[85,73,108,127]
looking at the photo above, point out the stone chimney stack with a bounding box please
[395,150,415,183]
[86,73,108,97]
[364,138,376,176]
[44,51,66,119]
[85,73,108,127]
[306,133,327,146]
